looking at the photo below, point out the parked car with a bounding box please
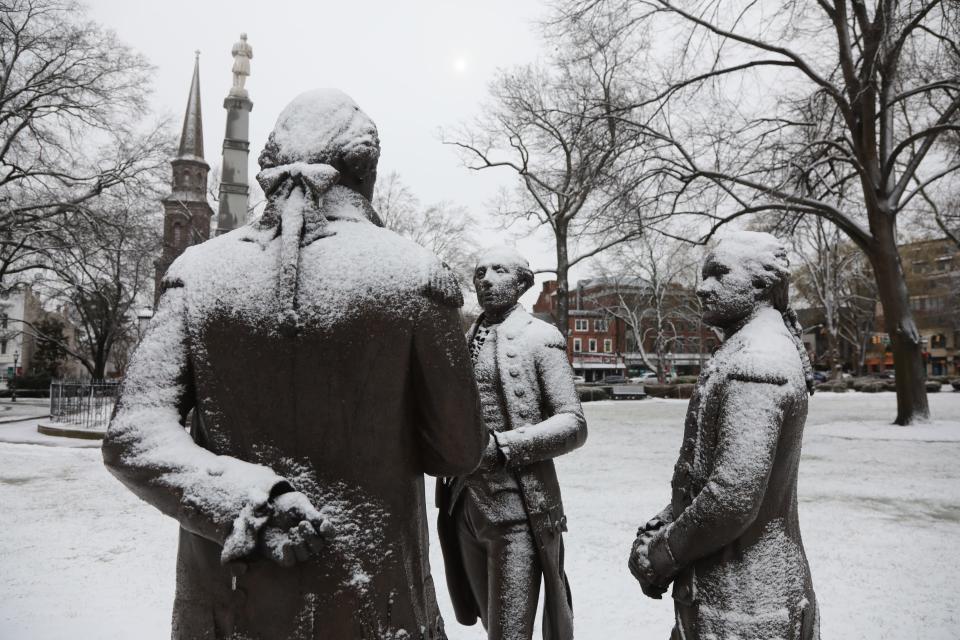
[629,372,658,383]
[812,371,827,383]
[572,375,586,384]
[602,374,628,384]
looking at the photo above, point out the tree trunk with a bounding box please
[655,334,667,383]
[868,224,930,425]
[555,231,570,340]
[826,326,843,380]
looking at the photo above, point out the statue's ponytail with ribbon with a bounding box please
[252,89,381,337]
[256,163,340,336]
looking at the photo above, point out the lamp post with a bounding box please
[11,349,18,402]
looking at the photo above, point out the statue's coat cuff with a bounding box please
[647,526,680,582]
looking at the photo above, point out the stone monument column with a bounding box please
[216,33,253,235]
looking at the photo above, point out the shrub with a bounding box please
[578,387,609,402]
[0,389,49,398]
[645,383,695,399]
[816,381,848,393]
[9,374,52,391]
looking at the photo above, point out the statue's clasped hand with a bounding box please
[259,491,336,568]
[628,516,670,599]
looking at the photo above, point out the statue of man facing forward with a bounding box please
[437,246,587,640]
[629,231,819,640]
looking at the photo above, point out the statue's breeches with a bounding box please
[455,491,542,640]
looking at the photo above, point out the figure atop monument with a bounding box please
[230,33,253,97]
[218,34,254,235]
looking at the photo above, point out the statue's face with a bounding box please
[474,257,524,314]
[696,249,764,329]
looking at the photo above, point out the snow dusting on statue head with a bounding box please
[697,231,791,330]
[259,89,380,199]
[474,246,535,316]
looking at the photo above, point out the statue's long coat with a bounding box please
[103,187,486,640]
[436,306,587,640]
[646,307,819,640]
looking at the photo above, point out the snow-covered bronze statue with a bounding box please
[103,89,487,639]
[437,246,587,640]
[230,33,253,97]
[628,231,819,640]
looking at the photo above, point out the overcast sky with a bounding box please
[87,0,570,306]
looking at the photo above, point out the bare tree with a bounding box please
[589,233,706,381]
[0,0,169,288]
[29,194,160,379]
[373,170,479,292]
[791,216,879,378]
[446,15,656,336]
[561,0,960,423]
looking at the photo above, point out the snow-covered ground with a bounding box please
[1,391,959,639]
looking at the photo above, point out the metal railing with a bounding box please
[49,380,121,431]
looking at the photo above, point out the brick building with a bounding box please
[532,277,716,382]
[864,238,960,377]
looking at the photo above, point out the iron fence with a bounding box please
[49,380,121,431]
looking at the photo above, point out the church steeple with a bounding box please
[169,52,209,198]
[155,52,214,306]
[177,52,206,161]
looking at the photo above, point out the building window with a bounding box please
[0,340,5,355]
[573,338,582,353]
[574,319,589,332]
[593,319,607,332]
[604,338,613,353]
[588,338,597,352]
[173,223,183,246]
[931,334,946,349]
[0,314,6,328]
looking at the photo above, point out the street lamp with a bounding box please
[11,349,18,402]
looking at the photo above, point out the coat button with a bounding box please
[514,388,525,397]
[506,333,515,340]
[509,368,520,377]
[506,349,517,357]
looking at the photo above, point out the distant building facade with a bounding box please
[0,285,43,381]
[532,278,716,382]
[865,238,960,377]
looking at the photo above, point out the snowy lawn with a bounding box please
[1,391,959,639]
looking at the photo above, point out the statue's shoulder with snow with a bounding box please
[103,89,486,639]
[629,231,820,640]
